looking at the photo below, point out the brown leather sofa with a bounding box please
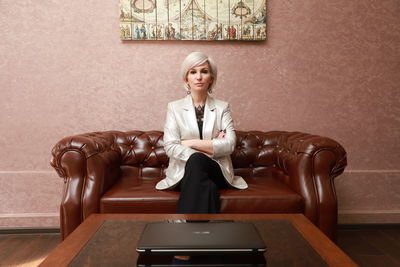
[51,130,347,241]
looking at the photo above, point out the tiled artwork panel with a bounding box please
[120,0,267,40]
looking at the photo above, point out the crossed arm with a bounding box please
[181,131,226,156]
[164,102,235,161]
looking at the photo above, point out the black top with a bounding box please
[195,105,205,140]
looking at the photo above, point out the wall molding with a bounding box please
[344,170,400,173]
[0,227,60,234]
[0,213,58,218]
[0,171,54,173]
[338,210,400,224]
[0,213,59,228]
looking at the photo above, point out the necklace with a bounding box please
[195,105,205,122]
[195,104,204,111]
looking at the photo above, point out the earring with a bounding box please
[208,89,213,94]
[187,90,191,95]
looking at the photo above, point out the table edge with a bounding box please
[39,213,357,267]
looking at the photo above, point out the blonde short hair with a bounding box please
[181,52,218,92]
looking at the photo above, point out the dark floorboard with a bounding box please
[0,226,399,266]
[337,227,400,267]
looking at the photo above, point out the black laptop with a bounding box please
[136,221,266,255]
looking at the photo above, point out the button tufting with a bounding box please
[151,146,155,150]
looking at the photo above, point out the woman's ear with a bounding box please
[185,71,190,82]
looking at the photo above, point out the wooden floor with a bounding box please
[0,226,399,266]
[0,233,60,267]
[336,226,400,267]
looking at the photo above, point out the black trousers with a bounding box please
[176,153,228,214]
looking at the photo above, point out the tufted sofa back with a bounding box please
[115,131,168,179]
[113,130,296,180]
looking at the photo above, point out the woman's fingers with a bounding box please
[217,131,225,138]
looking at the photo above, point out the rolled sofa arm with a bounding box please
[275,132,347,240]
[50,131,122,239]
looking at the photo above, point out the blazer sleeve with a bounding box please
[163,102,197,161]
[212,103,237,158]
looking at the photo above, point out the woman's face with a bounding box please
[186,61,213,93]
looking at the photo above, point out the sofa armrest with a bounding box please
[275,132,347,240]
[50,131,122,239]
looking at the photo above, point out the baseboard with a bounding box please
[338,210,400,224]
[0,227,60,235]
[0,213,59,228]
[338,223,400,230]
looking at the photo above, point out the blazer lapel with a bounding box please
[203,96,216,140]
[182,95,200,139]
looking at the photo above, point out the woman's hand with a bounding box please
[216,130,226,139]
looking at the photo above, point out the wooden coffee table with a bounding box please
[40,214,357,267]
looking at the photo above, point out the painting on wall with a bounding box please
[120,0,267,41]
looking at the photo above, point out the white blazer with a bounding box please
[156,95,248,190]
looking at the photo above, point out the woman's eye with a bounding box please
[190,70,196,74]
[201,70,209,74]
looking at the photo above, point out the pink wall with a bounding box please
[1,0,399,227]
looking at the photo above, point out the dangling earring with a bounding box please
[186,83,191,94]
[208,89,213,94]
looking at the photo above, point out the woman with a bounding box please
[156,52,247,214]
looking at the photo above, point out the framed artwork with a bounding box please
[120,0,267,41]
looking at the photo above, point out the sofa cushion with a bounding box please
[101,177,178,213]
[220,177,303,213]
[100,168,303,214]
